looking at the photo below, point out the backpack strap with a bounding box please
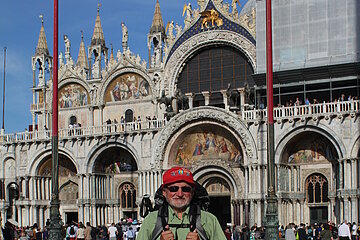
[151,204,168,240]
[189,204,208,240]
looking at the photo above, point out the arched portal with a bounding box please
[278,130,337,225]
[93,147,138,174]
[38,154,78,224]
[195,168,238,229]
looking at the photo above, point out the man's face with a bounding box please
[163,182,194,211]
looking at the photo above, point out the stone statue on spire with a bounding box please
[121,22,128,51]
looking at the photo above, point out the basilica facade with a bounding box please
[1,0,360,230]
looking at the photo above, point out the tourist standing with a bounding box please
[338,220,351,240]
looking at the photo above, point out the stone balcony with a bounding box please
[242,99,360,124]
[2,100,360,145]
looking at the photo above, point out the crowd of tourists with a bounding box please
[0,219,141,240]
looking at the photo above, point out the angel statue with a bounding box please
[231,0,241,16]
[166,21,175,42]
[121,22,128,51]
[183,3,193,28]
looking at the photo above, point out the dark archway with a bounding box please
[93,147,138,174]
[281,132,338,165]
[204,177,231,229]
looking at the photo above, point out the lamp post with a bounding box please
[264,0,279,238]
[48,0,63,239]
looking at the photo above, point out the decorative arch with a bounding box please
[99,67,155,105]
[305,173,329,204]
[163,30,256,95]
[27,147,78,176]
[118,182,137,209]
[192,165,241,199]
[4,158,16,179]
[349,129,360,158]
[275,123,345,164]
[86,141,140,174]
[152,106,257,169]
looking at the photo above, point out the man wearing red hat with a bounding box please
[137,167,226,240]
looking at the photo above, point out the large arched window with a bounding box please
[119,183,137,209]
[177,45,254,94]
[306,174,328,204]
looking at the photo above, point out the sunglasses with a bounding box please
[167,186,192,193]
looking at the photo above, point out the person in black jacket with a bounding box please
[3,221,15,240]
[297,223,308,240]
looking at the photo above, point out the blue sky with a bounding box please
[0,0,248,134]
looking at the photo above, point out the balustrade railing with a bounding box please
[2,100,360,144]
[242,99,360,121]
[0,119,166,144]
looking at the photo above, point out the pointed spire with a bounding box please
[76,31,88,69]
[36,14,49,56]
[91,4,105,47]
[109,43,114,63]
[150,0,165,35]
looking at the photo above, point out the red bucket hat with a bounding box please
[162,167,195,187]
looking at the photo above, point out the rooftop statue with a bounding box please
[121,22,128,51]
[183,3,193,28]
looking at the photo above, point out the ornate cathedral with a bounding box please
[1,0,360,230]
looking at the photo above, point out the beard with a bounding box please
[167,197,192,211]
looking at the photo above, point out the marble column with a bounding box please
[294,167,298,192]
[185,93,194,109]
[245,201,249,226]
[249,200,255,227]
[92,205,97,226]
[351,197,358,223]
[245,167,249,195]
[344,198,350,222]
[340,198,344,222]
[97,207,101,225]
[220,90,229,110]
[258,166,262,194]
[29,177,33,200]
[300,200,304,224]
[29,206,34,226]
[240,201,244,226]
[146,172,150,195]
[339,161,343,189]
[25,206,30,227]
[278,200,282,226]
[257,201,262,226]
[202,91,211,106]
[150,171,154,197]
[85,204,90,224]
[79,205,84,224]
[138,172,143,197]
[39,206,44,228]
[17,206,22,227]
[115,205,119,223]
[239,88,245,111]
[351,160,357,189]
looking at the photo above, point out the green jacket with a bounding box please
[137,205,226,240]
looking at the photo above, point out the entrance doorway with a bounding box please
[310,207,328,225]
[208,196,231,229]
[65,212,78,225]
